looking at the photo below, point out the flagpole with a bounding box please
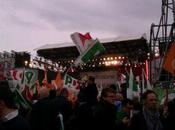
[140,68,144,97]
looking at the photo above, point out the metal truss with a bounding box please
[149,0,175,85]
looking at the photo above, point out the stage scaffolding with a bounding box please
[149,0,175,86]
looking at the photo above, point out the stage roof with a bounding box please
[35,34,149,62]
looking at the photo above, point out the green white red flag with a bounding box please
[74,39,105,66]
[71,32,92,54]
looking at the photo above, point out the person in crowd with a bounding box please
[49,89,56,99]
[129,90,165,130]
[120,83,127,99]
[83,76,98,105]
[161,98,175,130]
[0,81,31,130]
[115,92,124,110]
[52,88,73,130]
[93,87,117,130]
[67,77,98,130]
[116,98,134,130]
[29,87,53,130]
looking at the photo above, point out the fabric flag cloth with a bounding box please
[141,68,153,93]
[74,39,105,66]
[162,42,175,76]
[127,68,139,100]
[64,74,80,91]
[30,80,40,97]
[52,72,63,89]
[14,85,32,110]
[42,67,52,88]
[71,32,92,54]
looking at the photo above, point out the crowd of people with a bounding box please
[0,76,175,130]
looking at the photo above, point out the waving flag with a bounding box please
[74,39,105,66]
[162,42,175,76]
[71,32,92,54]
[141,68,153,92]
[127,68,139,100]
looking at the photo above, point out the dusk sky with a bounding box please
[0,0,161,53]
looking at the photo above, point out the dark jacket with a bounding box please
[129,111,165,130]
[1,115,31,130]
[93,100,117,130]
[129,111,147,130]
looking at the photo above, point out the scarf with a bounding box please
[143,107,163,130]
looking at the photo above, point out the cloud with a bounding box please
[0,0,162,52]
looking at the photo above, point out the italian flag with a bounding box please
[74,39,105,66]
[71,32,92,54]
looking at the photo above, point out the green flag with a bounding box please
[74,39,105,66]
[14,84,32,110]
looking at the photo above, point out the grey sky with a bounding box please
[0,0,161,52]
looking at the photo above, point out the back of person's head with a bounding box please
[167,98,175,114]
[39,87,49,99]
[122,98,133,107]
[60,88,69,99]
[87,76,95,85]
[88,76,95,82]
[109,84,117,91]
[0,81,16,109]
[49,89,56,99]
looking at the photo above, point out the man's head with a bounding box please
[0,81,16,117]
[142,90,158,111]
[87,76,95,85]
[122,99,134,114]
[101,87,116,105]
[0,81,15,108]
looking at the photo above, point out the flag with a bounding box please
[74,39,105,66]
[162,42,175,76]
[14,85,32,110]
[42,67,52,88]
[64,74,80,91]
[141,68,147,93]
[22,85,33,101]
[71,32,92,54]
[127,68,139,99]
[30,80,40,97]
[53,72,63,89]
[142,68,153,91]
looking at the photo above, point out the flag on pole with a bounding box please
[71,32,92,54]
[74,39,105,66]
[64,74,80,97]
[64,74,80,90]
[142,68,153,90]
[53,72,63,89]
[141,68,147,93]
[162,42,175,76]
[127,68,139,99]
[14,85,32,110]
